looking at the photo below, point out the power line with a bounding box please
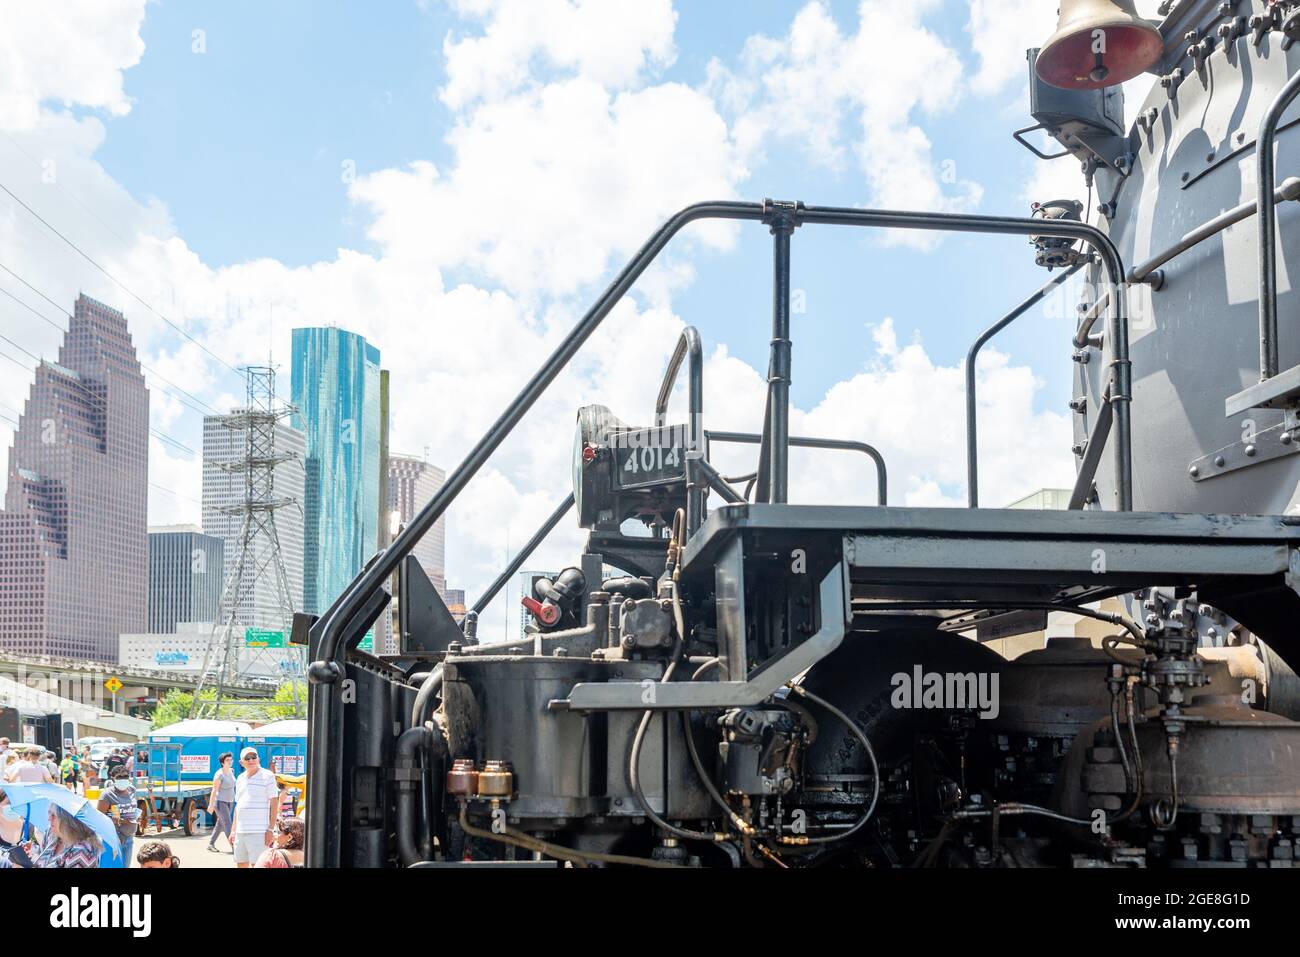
[0,333,196,459]
[1,132,140,253]
[150,432,196,458]
[0,263,220,417]
[0,177,244,378]
[0,328,40,364]
[149,482,201,507]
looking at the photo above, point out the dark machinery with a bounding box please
[304,0,1300,868]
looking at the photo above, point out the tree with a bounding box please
[149,682,304,728]
[151,688,213,729]
[266,680,306,721]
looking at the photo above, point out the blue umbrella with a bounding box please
[1,783,123,863]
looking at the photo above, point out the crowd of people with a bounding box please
[0,739,303,868]
[0,736,138,795]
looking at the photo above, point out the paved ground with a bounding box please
[131,827,237,869]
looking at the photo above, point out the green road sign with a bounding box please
[245,629,286,648]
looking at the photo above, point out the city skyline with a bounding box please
[0,295,468,673]
[0,0,1121,648]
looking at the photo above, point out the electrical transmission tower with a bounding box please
[191,367,302,717]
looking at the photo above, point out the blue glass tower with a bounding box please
[290,327,382,617]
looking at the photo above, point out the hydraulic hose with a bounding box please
[396,724,444,867]
[780,684,880,845]
[410,664,444,729]
[456,803,681,868]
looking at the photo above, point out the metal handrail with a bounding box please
[704,430,887,506]
[306,198,1131,868]
[966,261,1088,507]
[1129,176,1300,287]
[1259,72,1300,380]
[656,327,704,529]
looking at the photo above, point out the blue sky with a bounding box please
[89,0,1071,408]
[0,0,1118,628]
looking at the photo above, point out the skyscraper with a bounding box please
[291,327,382,616]
[0,295,148,661]
[201,415,305,627]
[147,525,224,633]
[387,454,446,597]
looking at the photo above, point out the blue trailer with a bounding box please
[132,719,253,835]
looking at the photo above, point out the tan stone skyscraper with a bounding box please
[0,295,149,661]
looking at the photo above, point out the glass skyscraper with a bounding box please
[290,328,382,616]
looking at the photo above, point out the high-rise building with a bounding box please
[291,328,382,616]
[201,415,305,627]
[379,453,445,655]
[147,525,224,633]
[387,455,446,596]
[0,295,148,661]
[445,588,467,625]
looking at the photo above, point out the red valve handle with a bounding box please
[521,596,560,626]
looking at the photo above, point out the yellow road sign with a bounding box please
[104,676,123,694]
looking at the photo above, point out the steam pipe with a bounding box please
[1259,72,1300,380]
[1074,291,1110,349]
[1129,177,1300,287]
[409,664,443,729]
[395,722,447,867]
[306,198,1132,868]
[966,260,1087,507]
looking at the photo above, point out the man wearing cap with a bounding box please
[230,747,282,868]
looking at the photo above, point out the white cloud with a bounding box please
[0,0,147,129]
[707,1,983,249]
[351,77,745,300]
[0,0,1079,641]
[440,0,677,109]
[966,0,1057,96]
[794,318,1075,509]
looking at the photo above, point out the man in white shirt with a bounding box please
[230,747,282,868]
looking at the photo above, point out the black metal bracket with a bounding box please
[1013,122,1072,161]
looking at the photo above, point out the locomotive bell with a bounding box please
[1036,0,1163,90]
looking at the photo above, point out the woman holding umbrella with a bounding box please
[1,804,101,867]
[0,783,120,868]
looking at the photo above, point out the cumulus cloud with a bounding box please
[441,0,677,109]
[350,77,744,300]
[705,0,984,249]
[0,0,147,129]
[0,0,1079,639]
